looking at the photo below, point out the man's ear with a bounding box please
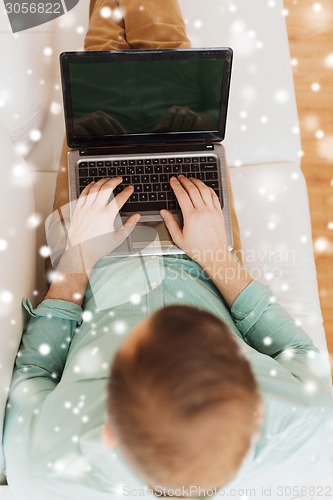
[102,423,118,448]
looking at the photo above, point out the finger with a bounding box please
[188,177,214,206]
[82,118,106,136]
[109,185,135,212]
[182,112,197,131]
[115,213,141,243]
[170,108,186,131]
[209,187,223,211]
[76,181,96,208]
[108,117,127,135]
[193,116,204,131]
[99,116,117,135]
[177,175,205,207]
[93,177,123,208]
[160,210,183,246]
[153,106,179,133]
[169,176,193,214]
[84,178,117,205]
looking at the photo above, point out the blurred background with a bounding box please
[284,0,333,359]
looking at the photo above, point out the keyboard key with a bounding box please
[118,167,126,175]
[206,172,218,180]
[142,175,149,183]
[136,166,144,175]
[163,165,172,173]
[150,174,159,183]
[98,167,107,176]
[89,162,96,168]
[206,180,219,190]
[184,157,191,163]
[126,166,135,175]
[143,184,152,192]
[130,192,139,202]
[192,157,199,162]
[139,192,148,202]
[207,156,218,163]
[145,165,153,174]
[161,158,168,164]
[122,201,167,212]
[167,200,178,210]
[158,192,167,201]
[174,165,181,173]
[191,163,200,172]
[152,183,161,192]
[145,159,152,165]
[121,160,128,166]
[136,159,144,166]
[123,176,131,184]
[89,168,97,176]
[108,167,117,176]
[149,192,158,201]
[160,174,168,183]
[182,164,190,173]
[114,185,123,194]
[79,168,88,177]
[197,172,205,180]
[161,183,169,191]
[202,164,218,171]
[134,184,143,193]
[79,177,93,187]
[153,158,160,164]
[129,160,136,166]
[132,175,140,184]
[167,191,176,200]
[176,158,183,163]
[79,162,88,169]
[200,157,207,162]
[97,161,104,167]
[105,161,111,167]
[113,160,120,167]
[169,158,175,164]
[155,165,162,173]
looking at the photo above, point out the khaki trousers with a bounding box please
[53,0,242,258]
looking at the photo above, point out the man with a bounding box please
[3,1,333,499]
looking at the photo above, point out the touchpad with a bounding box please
[131,221,175,248]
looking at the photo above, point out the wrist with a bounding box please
[193,246,230,274]
[44,270,89,307]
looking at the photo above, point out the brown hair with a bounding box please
[107,305,262,490]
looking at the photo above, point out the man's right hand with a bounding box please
[160,175,252,308]
[160,175,228,268]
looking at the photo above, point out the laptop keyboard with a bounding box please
[77,155,222,213]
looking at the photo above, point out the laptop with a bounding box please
[60,48,233,256]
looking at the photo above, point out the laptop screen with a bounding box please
[60,49,232,149]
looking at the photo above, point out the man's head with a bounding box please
[105,305,262,494]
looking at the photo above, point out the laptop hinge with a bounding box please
[79,141,215,157]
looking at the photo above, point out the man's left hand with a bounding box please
[65,177,140,271]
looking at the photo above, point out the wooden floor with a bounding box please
[284,0,333,361]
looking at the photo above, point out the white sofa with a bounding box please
[0,0,330,497]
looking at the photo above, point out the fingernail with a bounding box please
[160,210,166,218]
[178,174,184,178]
[135,214,141,222]
[170,176,176,181]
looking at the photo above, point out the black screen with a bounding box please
[68,58,225,137]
